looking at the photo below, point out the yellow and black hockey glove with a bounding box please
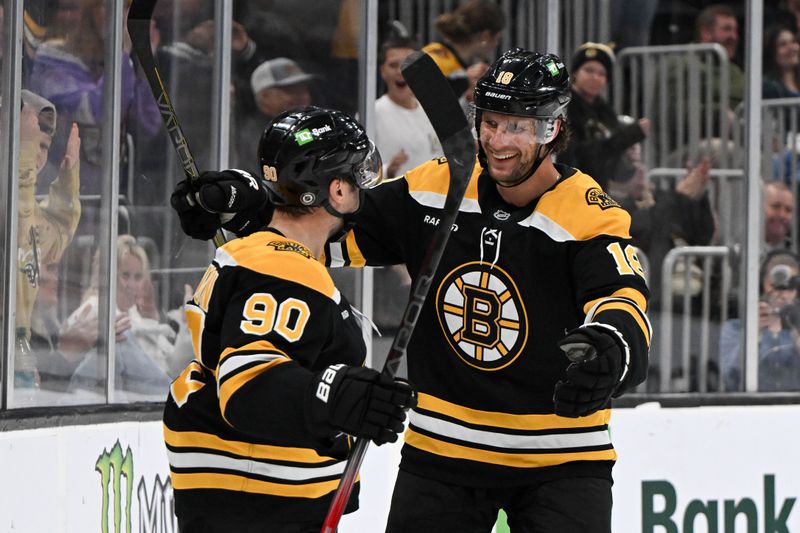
[307,364,416,445]
[553,325,625,418]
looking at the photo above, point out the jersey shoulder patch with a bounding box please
[217,232,337,299]
[536,170,631,241]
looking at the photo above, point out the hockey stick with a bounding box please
[127,0,227,248]
[320,51,476,533]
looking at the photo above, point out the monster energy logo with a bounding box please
[96,440,178,533]
[96,441,134,533]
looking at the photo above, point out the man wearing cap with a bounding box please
[558,42,650,190]
[16,90,81,385]
[236,57,317,166]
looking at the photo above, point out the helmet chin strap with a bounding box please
[493,143,553,188]
[324,188,365,242]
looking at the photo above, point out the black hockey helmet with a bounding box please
[473,49,572,186]
[474,48,571,123]
[258,106,383,207]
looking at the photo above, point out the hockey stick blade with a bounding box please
[320,50,476,533]
[127,0,226,248]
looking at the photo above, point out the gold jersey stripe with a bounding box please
[595,301,651,345]
[344,230,367,267]
[219,358,289,422]
[163,427,336,464]
[584,287,647,315]
[405,429,617,468]
[170,471,342,499]
[417,393,610,430]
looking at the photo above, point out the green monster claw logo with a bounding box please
[546,61,560,77]
[95,440,178,533]
[96,440,134,533]
[294,129,314,145]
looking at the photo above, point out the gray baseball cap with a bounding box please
[250,58,316,94]
[21,89,57,136]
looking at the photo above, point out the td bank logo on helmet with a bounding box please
[294,124,333,146]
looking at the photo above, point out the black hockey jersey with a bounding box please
[163,230,365,524]
[326,159,651,487]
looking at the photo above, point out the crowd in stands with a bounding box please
[4,0,800,403]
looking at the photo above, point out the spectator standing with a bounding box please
[720,250,800,391]
[15,91,81,393]
[763,24,800,98]
[374,37,442,179]
[236,58,316,169]
[422,0,505,101]
[560,42,650,190]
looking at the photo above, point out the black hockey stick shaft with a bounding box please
[127,0,226,248]
[320,51,476,533]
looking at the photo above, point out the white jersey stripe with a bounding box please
[409,190,481,213]
[409,411,611,450]
[517,211,576,242]
[167,450,345,481]
[218,353,286,381]
[327,242,346,268]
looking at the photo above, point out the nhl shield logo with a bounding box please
[585,187,620,210]
[436,261,528,371]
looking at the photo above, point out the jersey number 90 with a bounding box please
[240,293,311,343]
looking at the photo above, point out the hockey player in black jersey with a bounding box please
[163,107,415,532]
[174,49,650,533]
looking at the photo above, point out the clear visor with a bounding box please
[479,114,555,144]
[353,140,384,189]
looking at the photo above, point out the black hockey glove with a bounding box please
[308,364,416,445]
[553,325,625,418]
[169,169,272,240]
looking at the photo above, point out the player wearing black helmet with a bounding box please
[172,50,650,533]
[163,106,415,532]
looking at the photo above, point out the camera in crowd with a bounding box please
[768,264,800,330]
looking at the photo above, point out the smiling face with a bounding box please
[380,46,415,106]
[774,29,800,72]
[479,110,547,186]
[700,14,739,60]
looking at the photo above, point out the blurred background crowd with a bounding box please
[2,0,800,408]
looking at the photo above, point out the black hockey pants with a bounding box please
[385,469,613,533]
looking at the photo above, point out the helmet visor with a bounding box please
[353,141,384,189]
[479,114,557,144]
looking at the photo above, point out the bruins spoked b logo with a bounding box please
[436,262,527,370]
